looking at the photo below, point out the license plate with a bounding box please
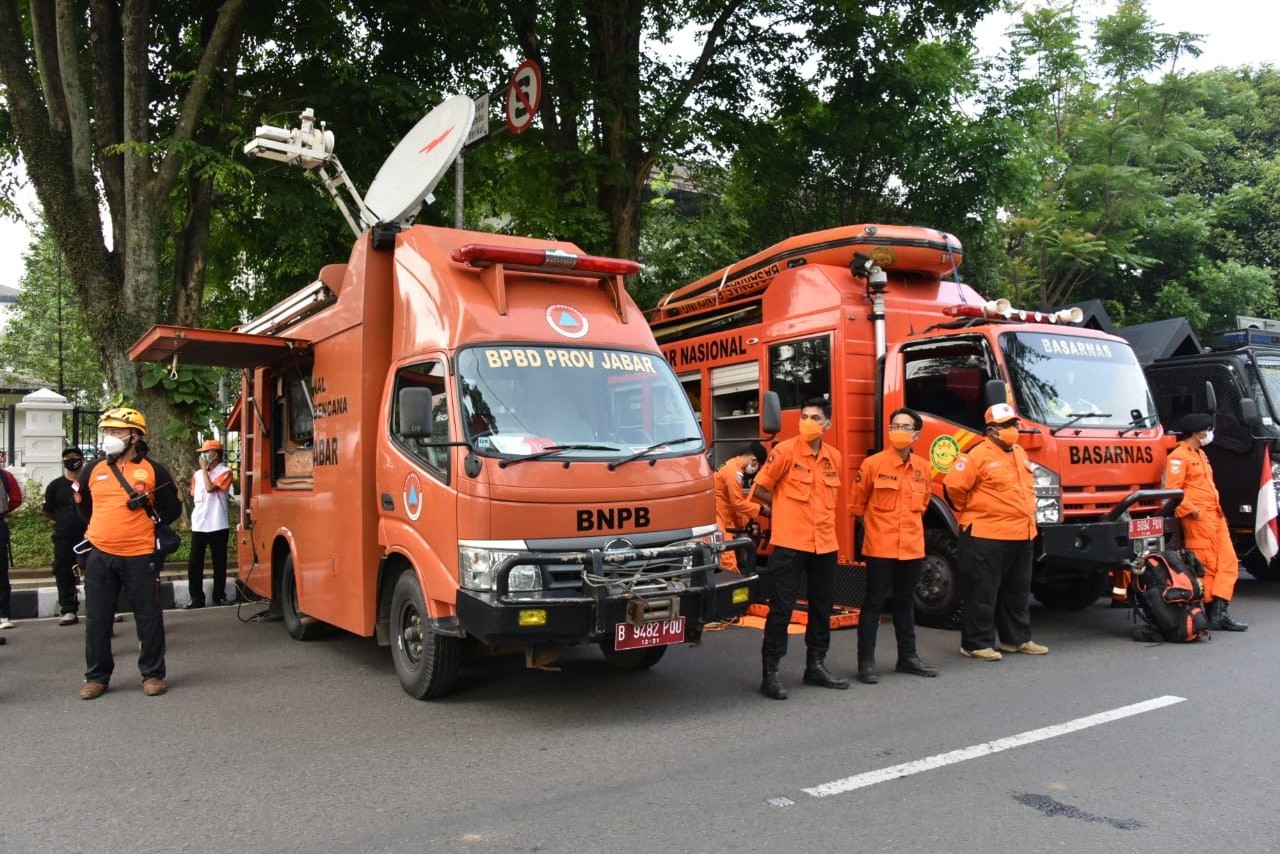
[614,617,686,650]
[1128,517,1164,539]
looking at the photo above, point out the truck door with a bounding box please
[898,337,994,432]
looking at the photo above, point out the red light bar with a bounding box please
[452,244,642,276]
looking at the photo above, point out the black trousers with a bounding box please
[958,533,1033,651]
[84,549,166,683]
[187,528,229,604]
[761,547,837,661]
[857,556,923,664]
[0,536,9,619]
[52,536,82,615]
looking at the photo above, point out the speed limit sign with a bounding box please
[505,59,542,135]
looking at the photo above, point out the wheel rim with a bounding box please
[398,600,425,668]
[917,555,951,609]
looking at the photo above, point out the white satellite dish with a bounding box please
[361,95,475,229]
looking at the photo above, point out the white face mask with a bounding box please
[1201,429,1214,447]
[102,434,127,456]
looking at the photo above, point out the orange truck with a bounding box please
[127,98,755,699]
[648,223,1175,625]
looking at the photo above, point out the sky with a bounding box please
[0,0,1273,295]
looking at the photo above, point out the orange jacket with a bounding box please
[943,437,1037,541]
[715,456,762,534]
[753,436,841,553]
[848,448,931,559]
[1162,442,1224,521]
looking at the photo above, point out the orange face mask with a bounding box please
[997,426,1020,446]
[798,419,825,441]
[889,431,915,450]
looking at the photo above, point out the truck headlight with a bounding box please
[1030,462,1062,525]
[508,565,543,592]
[459,544,525,591]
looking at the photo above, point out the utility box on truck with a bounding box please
[128,98,754,699]
[649,223,1171,625]
[1124,324,1280,581]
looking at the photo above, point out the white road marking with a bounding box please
[803,695,1186,798]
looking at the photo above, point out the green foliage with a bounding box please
[0,225,108,406]
[139,362,225,443]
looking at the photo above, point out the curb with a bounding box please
[5,580,239,620]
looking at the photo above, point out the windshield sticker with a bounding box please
[481,347,658,373]
[1036,336,1115,359]
[546,304,589,338]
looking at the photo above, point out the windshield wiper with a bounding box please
[498,444,619,468]
[1118,412,1157,437]
[1050,412,1113,436]
[608,436,702,470]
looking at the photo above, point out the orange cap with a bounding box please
[197,439,224,453]
[984,403,1018,425]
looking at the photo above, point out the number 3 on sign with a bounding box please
[505,59,542,135]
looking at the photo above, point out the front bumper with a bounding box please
[1035,488,1182,579]
[455,541,757,645]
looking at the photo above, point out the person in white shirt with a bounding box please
[184,440,234,608]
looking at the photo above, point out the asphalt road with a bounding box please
[3,579,1280,854]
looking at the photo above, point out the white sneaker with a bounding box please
[0,618,14,629]
[58,612,79,626]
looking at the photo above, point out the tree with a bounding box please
[0,224,107,406]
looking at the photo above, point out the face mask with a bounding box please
[65,458,84,471]
[201,452,216,465]
[889,431,915,450]
[996,426,1020,447]
[798,419,825,441]
[102,434,126,456]
[744,461,759,476]
[1201,429,1214,446]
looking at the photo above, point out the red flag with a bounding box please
[1255,445,1279,562]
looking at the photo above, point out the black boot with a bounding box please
[1212,599,1249,632]
[803,650,850,689]
[856,661,879,684]
[760,657,788,700]
[895,655,939,677]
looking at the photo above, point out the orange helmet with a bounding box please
[99,406,147,435]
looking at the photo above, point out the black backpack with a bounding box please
[1130,550,1209,643]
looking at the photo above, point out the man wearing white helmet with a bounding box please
[943,402,1047,662]
[75,407,182,700]
[185,439,235,608]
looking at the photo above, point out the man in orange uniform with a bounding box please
[943,403,1047,661]
[75,408,183,699]
[849,407,937,683]
[751,397,849,699]
[714,442,769,571]
[1164,412,1247,631]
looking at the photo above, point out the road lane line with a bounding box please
[803,694,1186,798]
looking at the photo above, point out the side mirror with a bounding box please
[1240,397,1260,429]
[1204,380,1218,413]
[761,391,782,436]
[982,378,1008,408]
[397,387,433,438]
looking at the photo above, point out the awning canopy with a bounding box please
[128,325,311,369]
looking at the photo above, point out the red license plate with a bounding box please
[614,617,685,650]
[1128,517,1164,539]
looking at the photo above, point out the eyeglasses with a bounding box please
[888,424,917,432]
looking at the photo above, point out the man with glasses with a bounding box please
[848,408,938,683]
[943,402,1047,661]
[750,397,849,699]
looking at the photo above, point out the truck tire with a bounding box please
[1031,573,1108,610]
[390,570,461,700]
[598,636,668,671]
[1243,548,1280,581]
[281,554,327,641]
[915,528,962,629]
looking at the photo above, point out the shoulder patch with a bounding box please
[1168,459,1183,474]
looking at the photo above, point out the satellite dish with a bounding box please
[361,95,475,229]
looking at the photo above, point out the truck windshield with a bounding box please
[1001,332,1157,429]
[455,345,704,460]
